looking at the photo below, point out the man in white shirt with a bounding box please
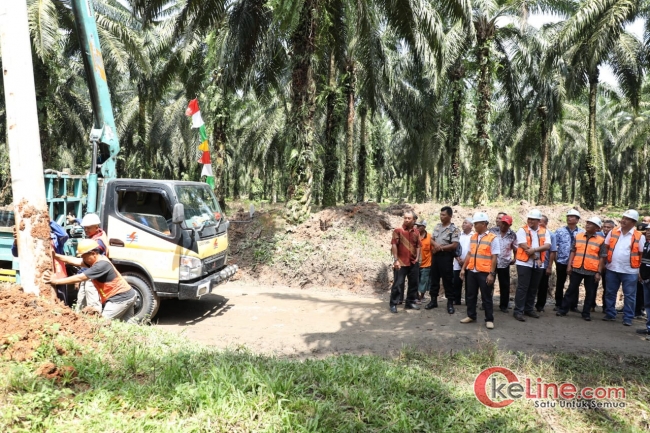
[603,210,646,326]
[452,218,474,305]
[513,209,551,322]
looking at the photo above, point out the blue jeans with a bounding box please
[605,271,638,323]
[643,282,650,331]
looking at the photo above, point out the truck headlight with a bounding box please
[180,256,203,280]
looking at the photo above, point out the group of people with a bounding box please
[390,206,650,338]
[13,213,137,322]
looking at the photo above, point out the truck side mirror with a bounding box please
[172,203,185,224]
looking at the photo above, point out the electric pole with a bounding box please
[0,0,52,296]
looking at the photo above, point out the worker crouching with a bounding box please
[44,239,136,322]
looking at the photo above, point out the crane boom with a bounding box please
[70,0,121,212]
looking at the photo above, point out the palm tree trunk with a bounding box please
[212,119,227,210]
[449,59,465,205]
[322,51,340,207]
[584,71,599,209]
[472,36,493,205]
[285,0,319,223]
[538,110,550,204]
[356,106,367,202]
[343,61,356,203]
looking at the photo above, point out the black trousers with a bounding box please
[600,269,608,311]
[536,271,550,311]
[559,271,596,318]
[636,282,645,316]
[514,265,544,315]
[453,270,464,304]
[496,267,511,310]
[430,253,455,303]
[555,263,568,306]
[390,264,419,306]
[466,271,494,322]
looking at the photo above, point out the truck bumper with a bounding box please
[178,264,239,300]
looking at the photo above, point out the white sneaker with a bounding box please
[486,322,494,329]
[460,317,475,323]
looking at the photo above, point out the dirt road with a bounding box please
[154,282,649,358]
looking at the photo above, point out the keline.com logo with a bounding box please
[474,367,626,409]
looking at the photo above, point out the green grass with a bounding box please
[1,324,648,432]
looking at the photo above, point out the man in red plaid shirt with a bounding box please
[390,211,421,313]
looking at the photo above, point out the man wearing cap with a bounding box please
[556,217,607,321]
[390,211,421,313]
[460,212,500,329]
[453,218,474,305]
[603,210,646,326]
[636,223,650,338]
[426,206,460,314]
[489,215,518,313]
[513,209,551,321]
[535,215,558,313]
[44,239,137,321]
[597,220,616,312]
[416,221,432,303]
[554,209,584,311]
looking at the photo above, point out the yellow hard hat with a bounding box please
[76,239,100,256]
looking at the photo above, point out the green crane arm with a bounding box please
[70,0,120,212]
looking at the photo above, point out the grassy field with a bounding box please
[1,322,649,432]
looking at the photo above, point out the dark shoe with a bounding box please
[583,316,591,321]
[635,329,650,335]
[634,315,646,320]
[602,316,616,321]
[405,303,420,310]
[447,305,455,314]
[397,301,403,305]
[556,312,566,317]
[500,308,508,313]
[425,301,438,310]
[513,313,526,322]
[623,322,632,327]
[570,307,579,313]
[590,307,596,313]
[390,305,398,313]
[536,308,544,313]
[553,306,559,311]
[524,311,540,319]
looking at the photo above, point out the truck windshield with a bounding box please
[174,185,222,228]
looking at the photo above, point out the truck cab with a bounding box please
[100,179,237,320]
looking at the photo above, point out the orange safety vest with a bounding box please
[91,229,110,258]
[607,227,642,268]
[515,225,547,263]
[466,232,496,273]
[89,256,132,304]
[572,232,604,272]
[420,233,432,268]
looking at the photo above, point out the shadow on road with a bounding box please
[154,294,233,326]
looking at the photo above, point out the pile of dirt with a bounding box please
[0,286,104,362]
[229,201,646,293]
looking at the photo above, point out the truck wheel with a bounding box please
[122,272,160,322]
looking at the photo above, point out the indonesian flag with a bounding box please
[186,99,214,181]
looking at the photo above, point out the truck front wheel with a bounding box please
[122,272,160,322]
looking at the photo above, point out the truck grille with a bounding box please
[203,253,226,275]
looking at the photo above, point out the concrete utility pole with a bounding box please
[0,0,52,296]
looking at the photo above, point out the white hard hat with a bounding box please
[622,209,639,221]
[81,213,101,227]
[586,216,602,228]
[567,209,581,218]
[472,212,489,223]
[527,209,543,220]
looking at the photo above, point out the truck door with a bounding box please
[106,187,181,291]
